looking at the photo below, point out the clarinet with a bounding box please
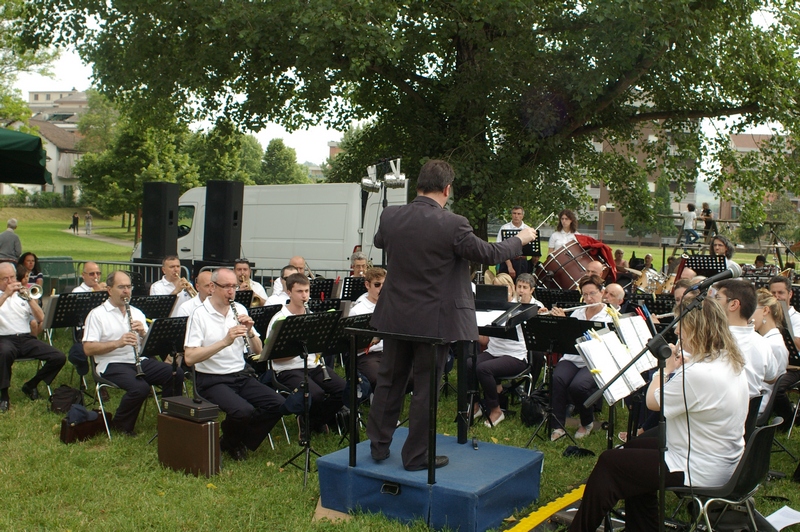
[123,298,145,378]
[229,299,256,359]
[305,300,332,381]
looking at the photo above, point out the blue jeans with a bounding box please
[684,228,700,244]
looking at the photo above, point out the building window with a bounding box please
[33,94,39,101]
[45,94,50,100]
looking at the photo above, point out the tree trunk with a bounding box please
[121,214,125,228]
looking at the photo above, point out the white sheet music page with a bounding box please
[476,310,506,327]
[616,315,658,372]
[577,329,646,404]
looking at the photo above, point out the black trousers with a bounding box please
[102,359,183,433]
[773,369,800,430]
[467,352,527,410]
[277,366,346,427]
[367,339,449,470]
[552,360,598,428]
[196,371,285,451]
[0,334,66,390]
[357,352,383,391]
[569,437,685,532]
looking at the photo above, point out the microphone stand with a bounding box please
[583,292,705,532]
[769,227,799,270]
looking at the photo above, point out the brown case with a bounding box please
[60,410,112,444]
[157,413,220,477]
[162,396,219,422]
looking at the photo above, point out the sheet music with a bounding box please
[476,310,506,327]
[615,315,658,372]
[576,329,646,404]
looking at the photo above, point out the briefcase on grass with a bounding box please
[60,410,112,444]
[162,395,219,422]
[157,413,220,477]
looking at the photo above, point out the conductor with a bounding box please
[366,159,537,471]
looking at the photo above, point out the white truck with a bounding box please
[135,182,408,275]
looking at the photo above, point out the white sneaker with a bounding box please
[472,405,483,420]
[550,428,566,442]
[575,423,594,440]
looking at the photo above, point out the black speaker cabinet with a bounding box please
[141,182,179,261]
[203,180,244,263]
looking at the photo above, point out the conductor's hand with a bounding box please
[515,227,538,245]
[226,325,249,345]
[118,332,140,348]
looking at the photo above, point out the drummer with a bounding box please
[642,254,655,271]
[614,249,629,271]
[548,209,579,255]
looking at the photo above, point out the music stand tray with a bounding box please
[233,290,253,308]
[310,278,336,300]
[685,255,726,278]
[248,304,282,339]
[141,317,188,360]
[501,229,541,256]
[129,295,177,319]
[328,313,374,354]
[43,292,109,330]
[534,289,581,309]
[338,277,367,301]
[307,298,346,314]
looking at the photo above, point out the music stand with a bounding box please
[307,298,345,313]
[521,315,605,447]
[501,229,541,256]
[261,311,342,487]
[140,317,188,397]
[685,255,726,278]
[310,278,336,300]
[43,292,108,331]
[129,295,177,319]
[248,304,282,339]
[475,284,508,304]
[338,277,367,301]
[534,288,581,309]
[233,289,253,308]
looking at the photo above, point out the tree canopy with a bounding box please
[24,0,800,235]
[260,139,311,185]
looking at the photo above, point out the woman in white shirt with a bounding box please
[547,209,579,254]
[753,288,789,413]
[569,293,748,532]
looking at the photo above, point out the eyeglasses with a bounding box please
[84,271,102,276]
[0,275,16,282]
[114,285,133,290]
[582,290,601,297]
[371,282,383,288]
[214,282,238,290]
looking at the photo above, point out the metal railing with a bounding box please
[39,258,190,296]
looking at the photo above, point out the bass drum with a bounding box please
[657,273,676,295]
[542,240,600,290]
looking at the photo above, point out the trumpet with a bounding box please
[123,298,146,378]
[229,299,257,360]
[181,277,198,298]
[18,284,42,301]
[237,275,264,307]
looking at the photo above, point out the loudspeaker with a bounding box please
[203,180,244,264]
[141,182,179,261]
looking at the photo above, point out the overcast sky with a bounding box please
[13,49,344,166]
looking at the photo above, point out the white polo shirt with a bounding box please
[267,305,322,372]
[247,280,269,305]
[150,276,192,317]
[72,283,93,293]
[176,296,204,318]
[83,299,148,375]
[185,298,257,375]
[0,294,35,335]
[349,298,383,354]
[729,325,779,398]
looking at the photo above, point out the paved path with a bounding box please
[61,228,134,248]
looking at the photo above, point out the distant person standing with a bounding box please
[84,211,93,235]
[700,202,717,243]
[71,212,79,235]
[497,206,531,280]
[681,203,699,245]
[0,219,22,263]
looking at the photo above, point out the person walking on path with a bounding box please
[84,211,93,235]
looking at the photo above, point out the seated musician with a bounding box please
[603,283,625,312]
[149,255,193,317]
[68,261,107,379]
[183,268,285,460]
[265,265,298,307]
[0,262,66,412]
[547,209,579,256]
[515,273,547,384]
[569,293,748,532]
[176,270,214,317]
[497,205,532,280]
[754,255,767,269]
[642,253,655,272]
[613,249,629,271]
[15,265,42,337]
[350,251,369,277]
[548,275,613,441]
[585,260,605,281]
[753,288,789,415]
[267,273,347,434]
[470,273,531,428]
[234,258,267,306]
[271,255,308,298]
[713,279,778,400]
[768,275,800,430]
[347,267,386,391]
[710,234,736,269]
[83,271,183,436]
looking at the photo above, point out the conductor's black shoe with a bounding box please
[404,455,449,471]
[372,450,390,462]
[0,400,8,412]
[21,383,39,401]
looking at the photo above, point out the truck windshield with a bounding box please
[178,205,194,238]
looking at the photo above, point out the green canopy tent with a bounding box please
[0,128,53,185]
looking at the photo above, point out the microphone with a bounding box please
[689,262,743,292]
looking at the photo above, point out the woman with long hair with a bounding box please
[18,252,42,286]
[547,208,579,254]
[753,288,789,413]
[569,294,748,531]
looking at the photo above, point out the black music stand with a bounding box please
[141,317,187,397]
[310,278,336,300]
[685,255,726,279]
[501,230,541,257]
[248,304,282,339]
[534,288,581,309]
[522,315,605,447]
[307,298,345,313]
[261,311,342,487]
[129,295,177,319]
[43,292,108,331]
[475,284,508,304]
[339,277,367,301]
[344,327,446,485]
[233,289,253,308]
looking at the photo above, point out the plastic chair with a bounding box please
[668,417,782,532]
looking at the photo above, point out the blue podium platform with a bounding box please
[318,428,544,531]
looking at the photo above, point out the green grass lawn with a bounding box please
[2,209,798,530]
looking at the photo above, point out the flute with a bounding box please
[544,302,606,314]
[229,299,256,360]
[123,298,146,378]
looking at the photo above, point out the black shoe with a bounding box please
[404,455,449,471]
[372,449,390,462]
[21,383,39,401]
[225,442,248,462]
[0,400,8,412]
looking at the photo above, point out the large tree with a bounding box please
[25,0,800,235]
[260,138,311,185]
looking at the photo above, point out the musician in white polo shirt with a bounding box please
[769,275,800,431]
[348,267,386,390]
[176,270,215,317]
[149,255,193,317]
